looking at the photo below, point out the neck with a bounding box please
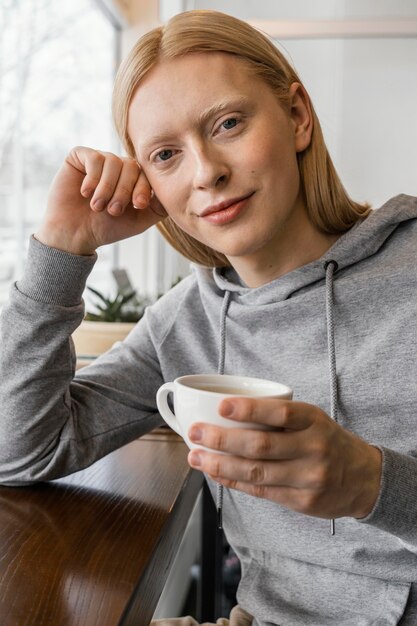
[227,202,342,288]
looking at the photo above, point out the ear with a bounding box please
[288,82,313,153]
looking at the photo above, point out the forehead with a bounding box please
[127,53,272,153]
[131,51,259,106]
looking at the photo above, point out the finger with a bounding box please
[214,475,283,502]
[132,168,153,209]
[188,449,303,488]
[188,424,302,460]
[213,476,318,516]
[105,158,142,216]
[218,397,315,430]
[76,149,107,205]
[89,152,124,213]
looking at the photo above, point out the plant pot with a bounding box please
[72,320,136,358]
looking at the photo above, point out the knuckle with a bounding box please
[116,183,135,198]
[86,174,101,186]
[90,151,105,165]
[209,457,222,479]
[70,144,85,155]
[96,180,115,196]
[247,432,271,458]
[299,490,320,513]
[217,478,236,490]
[250,483,267,499]
[310,437,330,461]
[126,161,141,177]
[248,462,265,484]
[106,153,121,165]
[209,428,226,451]
[279,402,292,427]
[308,464,330,490]
[247,397,259,418]
[99,150,114,162]
[123,156,139,168]
[100,180,114,193]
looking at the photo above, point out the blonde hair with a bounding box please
[112,10,370,267]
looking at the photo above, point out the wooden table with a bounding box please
[0,429,203,626]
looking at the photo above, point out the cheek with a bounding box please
[261,139,300,189]
[243,139,291,184]
[233,134,267,175]
[144,173,186,217]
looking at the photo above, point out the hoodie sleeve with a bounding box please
[0,237,162,486]
[357,445,417,545]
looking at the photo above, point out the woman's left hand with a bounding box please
[188,398,382,520]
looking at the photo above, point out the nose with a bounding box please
[191,143,230,190]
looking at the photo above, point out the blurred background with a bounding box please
[1,0,416,309]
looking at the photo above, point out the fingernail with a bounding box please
[109,202,122,215]
[220,400,234,417]
[190,452,202,467]
[134,194,148,208]
[189,427,202,442]
[93,199,105,211]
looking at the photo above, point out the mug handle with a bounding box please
[156,382,181,435]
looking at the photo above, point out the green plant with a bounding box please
[85,286,150,323]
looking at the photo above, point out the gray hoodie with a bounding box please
[1,194,417,625]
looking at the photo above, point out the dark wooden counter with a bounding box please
[0,429,203,626]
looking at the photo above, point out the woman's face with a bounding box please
[128,52,312,272]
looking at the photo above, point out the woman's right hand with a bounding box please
[35,146,167,255]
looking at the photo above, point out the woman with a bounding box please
[1,10,417,625]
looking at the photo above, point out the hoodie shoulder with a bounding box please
[319,194,417,273]
[378,194,417,219]
[144,266,223,347]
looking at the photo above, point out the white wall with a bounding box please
[275,36,417,209]
[336,37,417,207]
[188,0,417,20]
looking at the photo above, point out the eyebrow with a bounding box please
[196,96,251,127]
[140,96,252,155]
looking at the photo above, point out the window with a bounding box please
[0,0,120,306]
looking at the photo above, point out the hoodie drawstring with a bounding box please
[215,264,339,536]
[216,290,231,529]
[325,260,339,536]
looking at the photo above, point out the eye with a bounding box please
[155,149,173,162]
[221,117,238,131]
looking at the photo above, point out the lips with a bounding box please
[200,192,254,218]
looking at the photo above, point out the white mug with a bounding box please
[156,374,293,450]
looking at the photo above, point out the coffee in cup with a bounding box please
[156,374,293,450]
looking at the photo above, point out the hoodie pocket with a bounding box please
[236,555,411,626]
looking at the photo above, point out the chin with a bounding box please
[221,236,268,259]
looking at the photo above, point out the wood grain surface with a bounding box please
[0,431,202,626]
